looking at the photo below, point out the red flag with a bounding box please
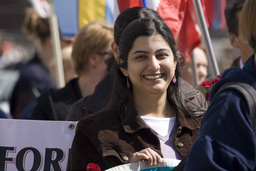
[178,0,209,63]
[115,0,187,40]
[117,0,143,13]
[115,0,209,62]
[156,0,186,40]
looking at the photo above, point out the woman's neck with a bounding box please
[133,91,175,118]
[78,76,95,97]
[78,71,105,97]
[37,41,54,69]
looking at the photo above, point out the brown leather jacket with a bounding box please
[67,80,207,170]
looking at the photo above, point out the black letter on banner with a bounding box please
[44,148,64,171]
[0,146,15,170]
[16,147,41,171]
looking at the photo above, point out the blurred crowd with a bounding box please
[0,0,250,121]
[0,0,256,170]
[0,6,233,120]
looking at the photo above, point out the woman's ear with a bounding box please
[174,60,178,70]
[120,67,128,77]
[89,54,98,68]
[118,59,128,76]
[111,42,119,60]
[229,34,239,48]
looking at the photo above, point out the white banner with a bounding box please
[0,119,77,171]
[106,158,181,171]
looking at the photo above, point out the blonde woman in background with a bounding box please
[29,21,114,120]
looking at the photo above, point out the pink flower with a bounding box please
[87,163,101,171]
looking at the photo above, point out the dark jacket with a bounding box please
[184,55,256,171]
[67,101,204,171]
[66,69,207,121]
[30,78,82,120]
[9,53,55,119]
[66,70,114,121]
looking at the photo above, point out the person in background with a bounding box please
[19,45,76,119]
[225,0,254,69]
[9,8,57,119]
[66,7,207,122]
[29,21,113,120]
[184,0,256,169]
[193,45,208,83]
[181,45,209,87]
[67,17,206,171]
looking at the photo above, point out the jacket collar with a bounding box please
[120,107,200,134]
[118,107,148,133]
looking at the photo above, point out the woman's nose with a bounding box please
[148,56,160,71]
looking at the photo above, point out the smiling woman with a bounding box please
[67,18,207,171]
[120,34,177,98]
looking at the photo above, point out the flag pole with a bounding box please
[192,0,220,77]
[47,0,65,88]
[191,53,200,86]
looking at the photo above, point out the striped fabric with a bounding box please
[52,0,209,62]
[205,0,226,32]
[53,0,114,38]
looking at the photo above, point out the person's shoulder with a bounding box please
[210,67,251,96]
[77,109,120,131]
[180,78,203,97]
[19,61,48,81]
[51,78,79,99]
[180,78,208,112]
[65,96,89,121]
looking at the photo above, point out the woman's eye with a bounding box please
[157,53,168,58]
[136,55,146,59]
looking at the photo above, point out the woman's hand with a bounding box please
[130,148,163,166]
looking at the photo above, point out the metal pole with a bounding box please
[192,0,220,77]
[191,52,200,86]
[47,0,65,88]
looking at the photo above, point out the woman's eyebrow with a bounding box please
[132,48,170,55]
[132,50,149,55]
[155,49,170,53]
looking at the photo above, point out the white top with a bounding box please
[140,116,182,159]
[140,116,176,136]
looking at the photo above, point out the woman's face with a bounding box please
[121,34,177,95]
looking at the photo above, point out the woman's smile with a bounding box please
[143,73,164,80]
